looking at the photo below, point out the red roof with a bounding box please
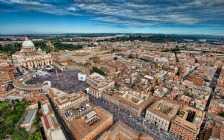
[43,114,50,129]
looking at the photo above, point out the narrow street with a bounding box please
[174,52,179,63]
[198,68,222,139]
[40,126,47,140]
[205,68,222,111]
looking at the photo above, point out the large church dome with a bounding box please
[22,37,35,48]
[21,37,35,52]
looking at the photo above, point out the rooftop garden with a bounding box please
[177,110,185,118]
[185,92,194,98]
[157,104,173,114]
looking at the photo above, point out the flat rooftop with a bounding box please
[21,109,37,125]
[50,129,66,140]
[68,103,112,139]
[73,52,91,56]
[121,91,145,105]
[104,89,154,110]
[63,101,91,119]
[147,100,179,121]
[50,88,86,100]
[88,72,105,83]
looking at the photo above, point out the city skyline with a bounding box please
[0,0,224,36]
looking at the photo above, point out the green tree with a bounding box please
[53,42,82,51]
[12,128,28,140]
[38,101,41,110]
[0,100,30,139]
[219,112,224,117]
[92,66,106,76]
[28,131,41,140]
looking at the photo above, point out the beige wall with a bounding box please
[145,111,170,131]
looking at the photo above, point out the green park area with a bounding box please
[0,102,7,109]
[92,66,106,76]
[0,100,29,139]
[0,100,41,140]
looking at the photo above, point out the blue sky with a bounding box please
[0,0,224,36]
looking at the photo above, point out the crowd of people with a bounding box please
[89,95,181,140]
[26,69,180,140]
[26,70,88,94]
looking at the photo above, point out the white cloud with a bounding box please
[0,0,223,27]
[67,7,76,12]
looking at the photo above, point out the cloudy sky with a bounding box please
[0,0,224,35]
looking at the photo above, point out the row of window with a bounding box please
[170,123,197,140]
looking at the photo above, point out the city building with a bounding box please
[48,88,89,111]
[145,100,179,131]
[72,50,93,64]
[1,65,16,81]
[0,89,23,101]
[169,105,205,140]
[41,101,66,140]
[0,85,5,92]
[103,88,155,117]
[78,72,87,81]
[12,37,52,69]
[87,72,115,98]
[209,123,224,140]
[52,60,66,71]
[208,99,224,115]
[51,50,93,65]
[200,115,224,140]
[0,71,10,86]
[20,109,37,131]
[66,103,113,140]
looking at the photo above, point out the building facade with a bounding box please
[169,105,205,140]
[102,89,155,117]
[12,37,52,69]
[20,109,37,131]
[48,88,89,111]
[145,100,179,131]
[87,73,115,98]
[0,71,10,86]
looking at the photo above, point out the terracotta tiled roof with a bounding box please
[43,114,50,129]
